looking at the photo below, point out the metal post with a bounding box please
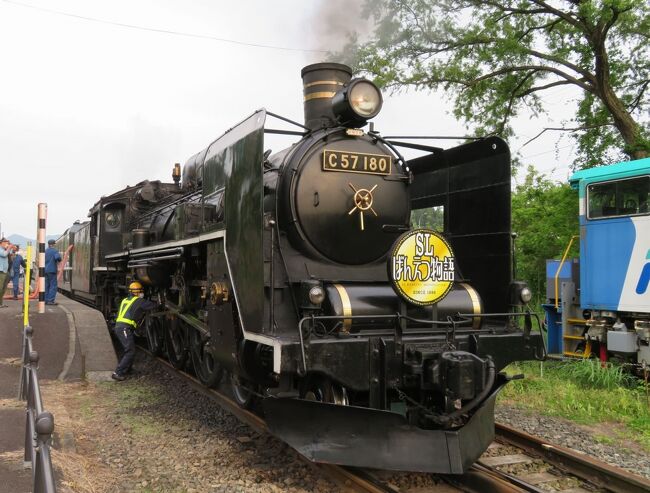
[37,203,47,313]
[554,235,579,309]
[18,329,26,400]
[19,320,57,491]
[24,402,33,465]
[511,232,518,280]
[34,412,56,493]
[269,219,276,335]
[23,243,32,326]
[18,326,34,400]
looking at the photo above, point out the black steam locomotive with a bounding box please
[58,63,544,473]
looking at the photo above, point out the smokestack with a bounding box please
[301,63,352,130]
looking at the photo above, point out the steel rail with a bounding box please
[467,463,546,493]
[443,467,526,493]
[495,422,650,493]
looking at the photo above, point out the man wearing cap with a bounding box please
[45,239,62,305]
[0,238,16,308]
[11,245,26,300]
[111,281,157,381]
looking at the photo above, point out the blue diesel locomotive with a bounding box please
[544,157,650,368]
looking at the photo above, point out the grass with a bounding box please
[77,393,95,420]
[98,380,167,437]
[99,380,163,409]
[499,360,650,450]
[594,434,615,445]
[119,414,165,437]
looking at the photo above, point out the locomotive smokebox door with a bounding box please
[289,137,410,265]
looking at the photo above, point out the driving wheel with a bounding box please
[145,315,164,356]
[164,316,188,369]
[231,373,254,408]
[189,328,223,388]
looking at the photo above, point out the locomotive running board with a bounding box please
[263,377,507,474]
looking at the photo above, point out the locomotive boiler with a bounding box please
[58,63,545,473]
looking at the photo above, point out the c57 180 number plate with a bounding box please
[322,149,392,176]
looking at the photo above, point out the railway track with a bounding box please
[490,423,650,493]
[137,347,650,493]
[446,424,650,493]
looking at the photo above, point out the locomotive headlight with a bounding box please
[349,81,382,117]
[332,78,383,127]
[509,281,531,306]
[308,286,326,305]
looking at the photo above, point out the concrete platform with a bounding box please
[56,296,117,382]
[0,295,116,493]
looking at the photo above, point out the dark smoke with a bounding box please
[310,0,378,65]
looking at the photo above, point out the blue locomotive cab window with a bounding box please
[588,176,649,219]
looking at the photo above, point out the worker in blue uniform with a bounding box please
[11,246,26,299]
[44,239,62,305]
[0,238,16,308]
[112,281,157,381]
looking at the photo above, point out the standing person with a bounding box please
[0,238,14,308]
[5,246,14,295]
[44,239,62,305]
[112,281,157,381]
[11,245,26,299]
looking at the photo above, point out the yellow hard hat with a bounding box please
[129,281,144,293]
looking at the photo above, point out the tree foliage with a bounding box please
[512,167,579,298]
[411,206,444,230]
[346,0,649,168]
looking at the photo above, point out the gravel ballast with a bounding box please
[39,357,446,492]
[42,358,339,493]
[26,355,650,491]
[496,403,650,480]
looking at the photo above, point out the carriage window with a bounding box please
[588,176,649,219]
[104,210,121,230]
[411,206,444,231]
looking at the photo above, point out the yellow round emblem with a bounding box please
[388,229,455,306]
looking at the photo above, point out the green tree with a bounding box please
[411,206,444,230]
[512,166,579,298]
[346,0,649,168]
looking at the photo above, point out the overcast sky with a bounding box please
[0,0,579,239]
